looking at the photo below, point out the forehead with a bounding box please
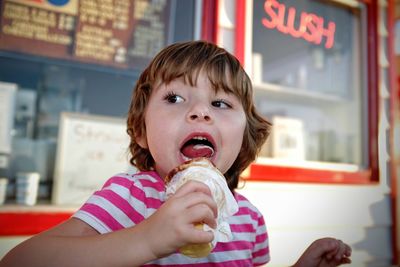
[144,42,253,108]
[155,67,237,96]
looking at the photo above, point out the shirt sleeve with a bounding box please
[252,214,271,266]
[73,174,147,234]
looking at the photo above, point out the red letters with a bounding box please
[261,0,336,49]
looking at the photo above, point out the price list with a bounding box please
[0,0,171,70]
[128,0,169,67]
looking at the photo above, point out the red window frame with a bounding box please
[234,0,379,184]
[0,211,72,236]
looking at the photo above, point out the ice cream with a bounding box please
[165,157,239,258]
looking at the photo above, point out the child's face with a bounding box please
[136,71,247,178]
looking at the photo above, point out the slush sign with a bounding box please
[261,0,336,49]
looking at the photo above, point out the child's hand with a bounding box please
[293,238,352,267]
[142,180,217,259]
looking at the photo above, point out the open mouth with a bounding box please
[180,135,215,160]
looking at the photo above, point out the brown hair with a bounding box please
[127,40,271,190]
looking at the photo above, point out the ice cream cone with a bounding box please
[165,158,239,258]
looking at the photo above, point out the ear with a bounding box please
[135,133,148,149]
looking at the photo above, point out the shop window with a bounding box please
[0,0,197,202]
[244,0,376,182]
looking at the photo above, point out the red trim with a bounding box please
[214,0,220,44]
[234,0,246,65]
[367,0,380,182]
[387,0,399,264]
[201,0,219,43]
[234,1,379,184]
[0,212,72,236]
[247,164,373,184]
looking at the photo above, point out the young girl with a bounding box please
[1,41,351,267]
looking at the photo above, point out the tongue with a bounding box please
[181,144,214,159]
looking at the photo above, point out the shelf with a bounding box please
[253,82,348,105]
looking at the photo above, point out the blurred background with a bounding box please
[0,0,399,266]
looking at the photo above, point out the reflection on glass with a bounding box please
[252,0,366,167]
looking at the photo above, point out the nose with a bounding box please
[187,104,212,122]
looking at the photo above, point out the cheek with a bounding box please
[225,117,246,152]
[235,118,247,152]
[146,117,175,153]
[234,113,247,138]
[143,115,160,151]
[233,127,245,153]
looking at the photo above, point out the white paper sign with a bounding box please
[52,112,134,205]
[0,82,17,154]
[260,116,305,160]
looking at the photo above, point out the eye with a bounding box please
[163,91,184,104]
[212,99,232,109]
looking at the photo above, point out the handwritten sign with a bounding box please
[0,82,17,154]
[52,112,135,205]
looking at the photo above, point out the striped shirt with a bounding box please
[73,171,270,266]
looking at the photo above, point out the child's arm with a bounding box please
[292,238,352,267]
[0,181,217,267]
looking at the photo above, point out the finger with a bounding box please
[175,201,216,244]
[181,189,217,208]
[173,180,212,198]
[338,243,352,265]
[333,240,346,261]
[185,202,217,229]
[344,243,352,257]
[178,190,218,219]
[312,238,338,260]
[341,257,352,264]
[328,240,352,263]
[187,223,215,244]
[164,193,217,225]
[322,238,342,260]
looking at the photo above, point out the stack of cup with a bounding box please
[16,172,40,206]
[0,178,8,205]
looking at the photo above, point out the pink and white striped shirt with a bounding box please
[73,171,270,266]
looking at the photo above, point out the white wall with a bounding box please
[0,236,29,259]
[238,182,392,267]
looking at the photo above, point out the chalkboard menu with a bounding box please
[0,0,172,70]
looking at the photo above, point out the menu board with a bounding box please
[0,0,171,70]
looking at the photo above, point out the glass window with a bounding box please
[251,0,367,168]
[0,0,197,201]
